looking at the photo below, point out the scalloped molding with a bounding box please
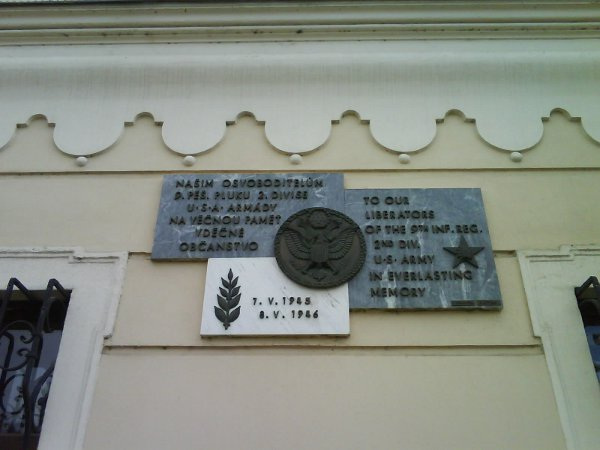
[0,248,128,450]
[518,246,600,450]
[1,39,599,156]
[0,2,599,157]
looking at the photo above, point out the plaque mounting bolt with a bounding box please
[289,154,303,165]
[75,156,88,167]
[510,152,523,163]
[182,155,196,167]
[398,153,411,164]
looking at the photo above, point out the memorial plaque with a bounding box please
[200,258,350,336]
[152,173,344,259]
[345,189,502,309]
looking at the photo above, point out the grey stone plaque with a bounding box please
[345,189,502,309]
[152,173,344,259]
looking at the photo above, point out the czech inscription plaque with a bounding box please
[152,173,344,259]
[345,189,502,309]
[274,208,366,289]
[200,257,350,336]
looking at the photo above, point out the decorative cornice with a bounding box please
[0,3,598,160]
[0,39,599,157]
[0,1,599,44]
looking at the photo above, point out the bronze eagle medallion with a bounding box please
[274,207,366,288]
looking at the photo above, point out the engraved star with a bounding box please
[443,236,485,268]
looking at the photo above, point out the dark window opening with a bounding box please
[575,276,600,383]
[0,279,70,450]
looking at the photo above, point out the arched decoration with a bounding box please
[0,40,599,156]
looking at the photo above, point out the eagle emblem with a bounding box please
[274,208,366,288]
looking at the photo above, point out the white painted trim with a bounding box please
[518,245,600,450]
[0,1,599,44]
[0,39,599,157]
[0,247,128,450]
[0,3,598,160]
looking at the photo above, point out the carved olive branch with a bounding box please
[214,269,241,330]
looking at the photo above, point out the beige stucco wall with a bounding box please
[86,350,562,450]
[3,112,598,449]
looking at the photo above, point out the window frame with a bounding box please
[518,245,600,450]
[0,248,127,450]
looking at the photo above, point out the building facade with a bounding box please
[0,1,599,449]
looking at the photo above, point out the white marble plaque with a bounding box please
[200,258,349,336]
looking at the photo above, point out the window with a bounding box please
[1,279,71,450]
[574,276,600,383]
[0,248,126,450]
[518,246,600,449]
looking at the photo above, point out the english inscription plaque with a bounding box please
[200,257,350,336]
[345,189,502,309]
[152,173,344,259]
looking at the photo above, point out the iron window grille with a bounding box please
[0,278,70,450]
[574,276,600,383]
